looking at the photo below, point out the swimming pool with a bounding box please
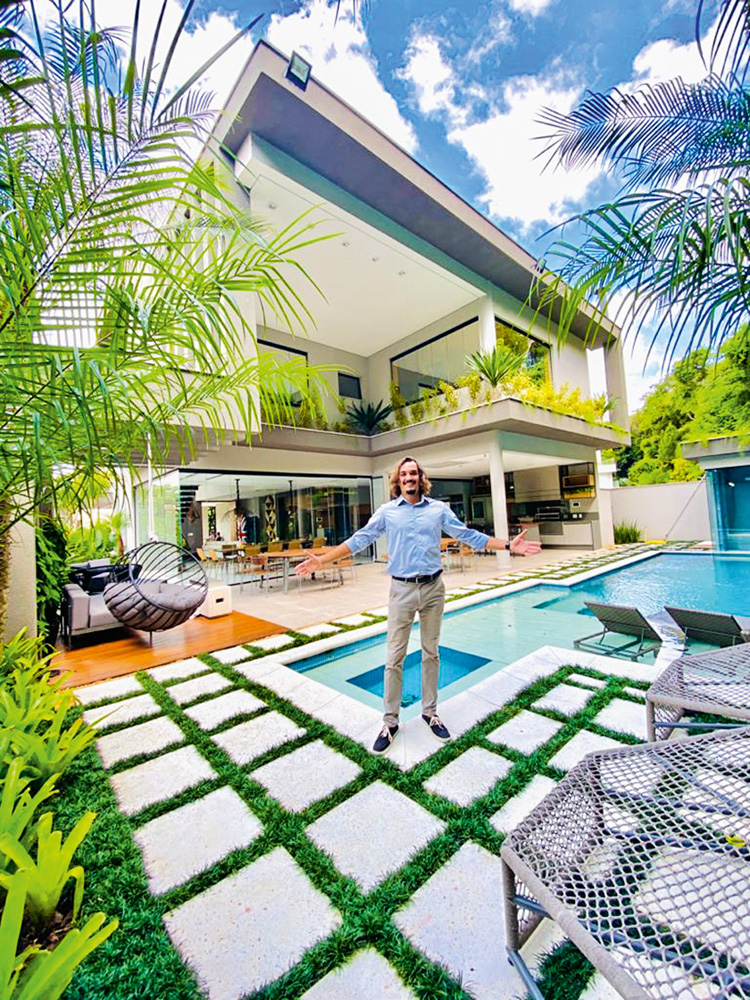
[289,552,750,717]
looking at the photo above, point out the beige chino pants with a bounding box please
[383,575,446,727]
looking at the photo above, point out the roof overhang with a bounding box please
[212,41,618,349]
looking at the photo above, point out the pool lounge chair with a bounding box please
[664,605,750,647]
[574,601,662,661]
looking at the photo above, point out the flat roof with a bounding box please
[213,40,617,347]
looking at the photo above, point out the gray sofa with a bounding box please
[62,560,120,644]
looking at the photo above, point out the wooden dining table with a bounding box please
[249,547,336,593]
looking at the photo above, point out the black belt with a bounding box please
[391,569,443,584]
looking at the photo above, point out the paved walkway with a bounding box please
[74,546,672,999]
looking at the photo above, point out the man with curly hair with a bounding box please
[296,456,541,754]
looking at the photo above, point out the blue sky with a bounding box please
[95,0,722,407]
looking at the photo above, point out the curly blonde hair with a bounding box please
[389,456,432,499]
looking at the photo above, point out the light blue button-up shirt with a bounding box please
[344,495,491,578]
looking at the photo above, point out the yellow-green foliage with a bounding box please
[454,371,483,404]
[502,373,612,423]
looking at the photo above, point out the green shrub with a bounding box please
[613,522,643,543]
[65,514,126,565]
[466,342,527,387]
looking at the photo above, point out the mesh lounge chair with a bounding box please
[664,605,750,647]
[645,642,750,740]
[574,601,662,661]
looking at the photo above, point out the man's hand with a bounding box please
[295,553,323,576]
[509,528,542,556]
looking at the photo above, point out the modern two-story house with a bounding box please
[138,40,628,562]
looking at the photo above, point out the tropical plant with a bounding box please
[613,522,643,544]
[0,869,116,1000]
[535,0,750,366]
[35,518,67,646]
[0,758,58,865]
[65,514,127,565]
[466,342,528,388]
[0,1,331,631]
[345,399,393,434]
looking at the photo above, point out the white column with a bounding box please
[488,434,512,570]
[478,294,496,353]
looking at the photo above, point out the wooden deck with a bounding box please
[54,611,286,689]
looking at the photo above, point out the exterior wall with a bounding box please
[605,480,710,542]
[4,520,36,641]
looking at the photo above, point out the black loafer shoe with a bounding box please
[373,724,399,754]
[422,714,451,742]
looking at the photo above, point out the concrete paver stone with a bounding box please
[533,683,595,715]
[96,715,184,768]
[164,847,341,1000]
[295,624,341,637]
[548,730,626,771]
[394,842,527,1000]
[167,672,232,705]
[134,786,263,895]
[249,633,296,651]
[487,710,562,754]
[591,698,648,740]
[490,775,558,834]
[211,645,253,665]
[212,712,305,765]
[184,690,265,730]
[109,745,216,816]
[330,614,373,626]
[306,781,445,892]
[83,693,161,730]
[75,674,143,705]
[148,658,208,683]
[424,747,513,806]
[251,740,361,812]
[300,948,417,999]
[567,673,607,689]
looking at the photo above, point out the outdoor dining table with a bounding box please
[501,725,750,999]
[255,547,335,594]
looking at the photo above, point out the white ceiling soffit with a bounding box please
[235,159,482,357]
[428,450,574,479]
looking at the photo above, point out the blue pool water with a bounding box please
[291,553,750,715]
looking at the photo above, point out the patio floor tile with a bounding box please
[75,674,143,705]
[164,848,341,1000]
[148,658,208,683]
[300,948,416,999]
[591,698,648,740]
[254,664,307,699]
[394,842,527,1000]
[134,786,262,895]
[567,673,607,689]
[306,781,445,892]
[83,693,161,730]
[212,712,305,765]
[486,710,562,753]
[167,672,233,705]
[547,731,625,771]
[109,745,216,815]
[184,690,265,730]
[96,715,184,768]
[251,740,361,812]
[424,747,513,806]
[533,683,595,715]
[283,677,340,716]
[311,695,382,746]
[490,775,558,834]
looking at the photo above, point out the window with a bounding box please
[495,320,551,383]
[258,338,308,405]
[391,318,479,403]
[338,372,362,399]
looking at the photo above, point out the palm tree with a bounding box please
[0,1,330,630]
[535,0,750,368]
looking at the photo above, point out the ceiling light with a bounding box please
[341,240,350,247]
[268,201,278,210]
[371,256,379,262]
[398,269,406,276]
[286,51,312,91]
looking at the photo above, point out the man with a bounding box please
[295,456,542,754]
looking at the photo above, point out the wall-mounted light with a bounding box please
[286,51,312,90]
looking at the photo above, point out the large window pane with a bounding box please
[392,319,479,402]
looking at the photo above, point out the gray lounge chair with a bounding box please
[574,601,662,661]
[664,605,750,647]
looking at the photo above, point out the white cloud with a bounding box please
[508,0,556,15]
[631,35,707,86]
[400,33,466,123]
[266,0,418,153]
[466,11,513,63]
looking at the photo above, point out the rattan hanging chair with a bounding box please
[103,541,208,635]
